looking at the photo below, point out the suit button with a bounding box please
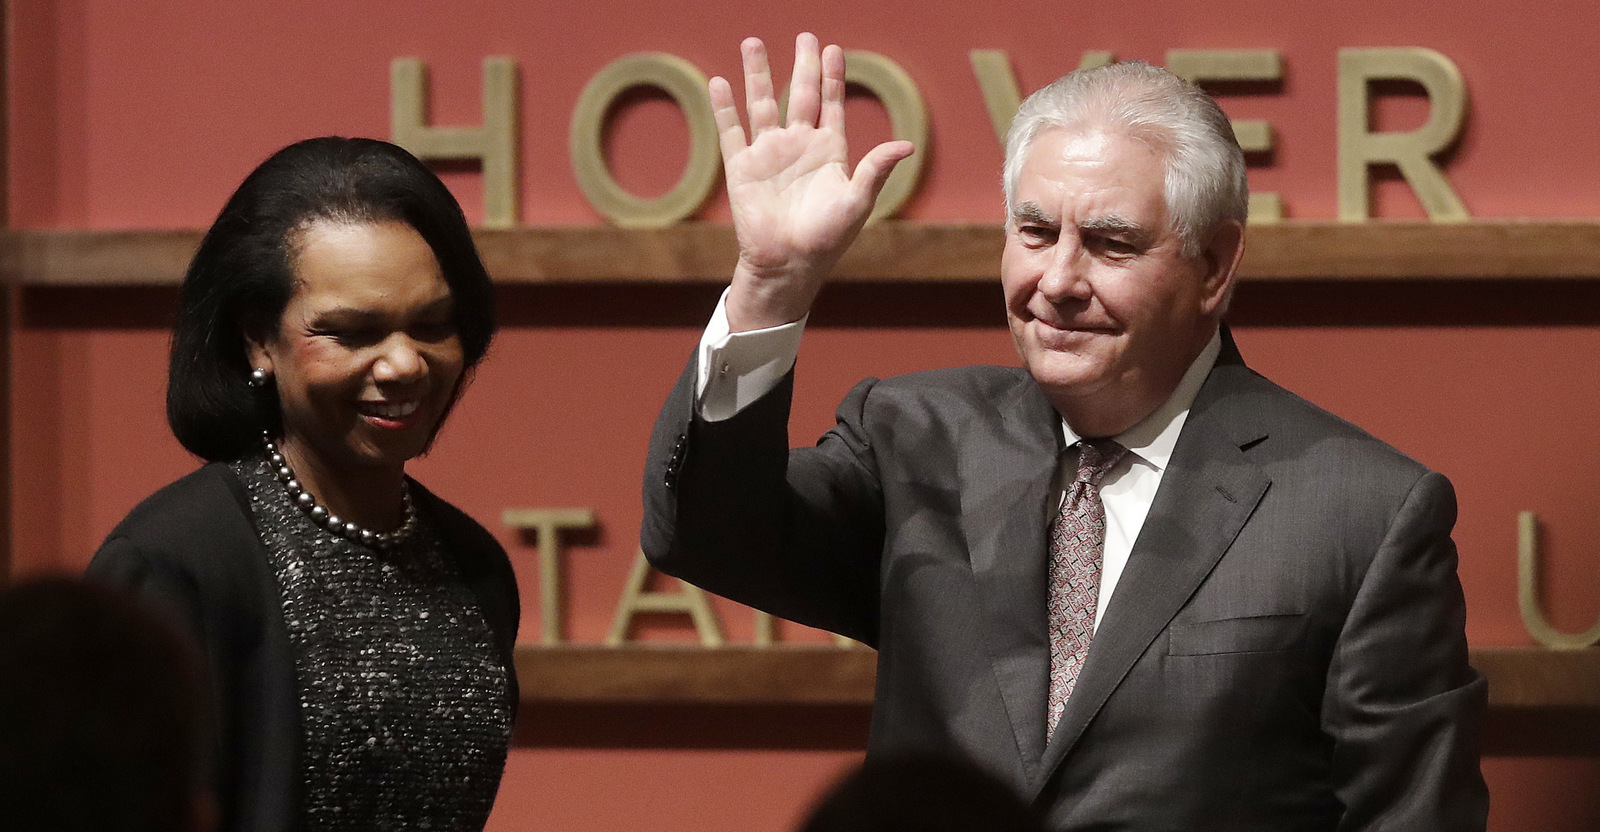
[665,430,687,489]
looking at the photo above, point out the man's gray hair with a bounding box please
[1002,62,1248,258]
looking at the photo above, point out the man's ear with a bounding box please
[1197,219,1245,316]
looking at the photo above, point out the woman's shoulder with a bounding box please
[408,481,520,649]
[88,462,276,628]
[408,481,502,557]
[101,462,257,559]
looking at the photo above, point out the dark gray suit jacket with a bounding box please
[643,333,1488,831]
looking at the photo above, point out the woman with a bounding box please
[88,137,518,832]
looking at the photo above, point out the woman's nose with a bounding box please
[373,336,426,383]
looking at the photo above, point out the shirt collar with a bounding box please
[1060,329,1222,473]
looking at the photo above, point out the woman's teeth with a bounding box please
[362,400,420,419]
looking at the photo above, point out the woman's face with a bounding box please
[248,219,465,480]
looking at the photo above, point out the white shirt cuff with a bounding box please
[695,288,806,422]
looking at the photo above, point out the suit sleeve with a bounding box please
[1324,471,1489,832]
[642,355,886,645]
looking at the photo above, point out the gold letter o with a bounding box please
[570,53,721,227]
[844,51,928,221]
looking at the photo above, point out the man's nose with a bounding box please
[1036,239,1091,301]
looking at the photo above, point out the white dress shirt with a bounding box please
[695,288,1223,630]
[1058,332,1220,628]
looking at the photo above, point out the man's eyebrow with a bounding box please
[1078,215,1157,245]
[1010,202,1055,225]
[1078,215,1144,235]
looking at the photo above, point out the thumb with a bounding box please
[850,140,915,205]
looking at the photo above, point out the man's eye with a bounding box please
[1090,236,1139,257]
[1019,225,1057,245]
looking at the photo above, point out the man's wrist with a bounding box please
[697,288,806,422]
[726,261,827,331]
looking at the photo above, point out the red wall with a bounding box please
[10,2,1600,829]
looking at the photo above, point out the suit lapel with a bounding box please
[959,374,1063,774]
[1035,345,1272,784]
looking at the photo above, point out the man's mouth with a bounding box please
[1034,317,1114,334]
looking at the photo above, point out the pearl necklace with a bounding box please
[261,432,417,551]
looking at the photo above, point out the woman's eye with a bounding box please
[410,321,458,342]
[319,328,381,347]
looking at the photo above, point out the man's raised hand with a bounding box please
[711,33,914,331]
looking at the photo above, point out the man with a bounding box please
[799,751,1046,832]
[643,33,1488,830]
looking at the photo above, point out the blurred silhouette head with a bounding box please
[799,751,1046,832]
[0,578,213,832]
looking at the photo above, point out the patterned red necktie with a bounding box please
[1046,438,1128,741]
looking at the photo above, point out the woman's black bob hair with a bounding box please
[167,136,496,462]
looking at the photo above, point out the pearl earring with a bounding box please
[249,368,271,388]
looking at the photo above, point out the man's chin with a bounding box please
[1022,359,1114,401]
[1029,324,1111,352]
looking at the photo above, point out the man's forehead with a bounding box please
[1016,125,1166,184]
[1010,126,1170,230]
[1028,121,1165,160]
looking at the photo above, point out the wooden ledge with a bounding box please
[1471,646,1600,709]
[516,644,1600,709]
[6,221,1600,286]
[516,645,876,706]
[514,646,1600,754]
[1474,647,1600,755]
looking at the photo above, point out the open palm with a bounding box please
[713,34,913,329]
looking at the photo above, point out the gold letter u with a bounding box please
[1518,512,1600,649]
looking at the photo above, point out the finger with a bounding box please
[741,37,781,136]
[709,76,748,163]
[786,32,822,129]
[819,43,846,133]
[850,140,916,203]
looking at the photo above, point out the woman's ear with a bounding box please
[244,323,276,377]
